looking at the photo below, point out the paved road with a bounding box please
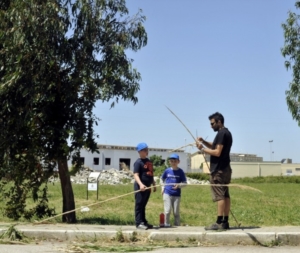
[137,246,300,253]
[0,244,299,253]
[0,242,68,253]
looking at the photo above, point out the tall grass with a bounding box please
[1,176,300,227]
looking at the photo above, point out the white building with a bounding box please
[69,144,191,172]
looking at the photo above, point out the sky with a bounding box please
[93,0,300,163]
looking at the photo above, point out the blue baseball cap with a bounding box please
[136,142,148,152]
[169,153,179,160]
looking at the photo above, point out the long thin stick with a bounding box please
[165,105,210,169]
[169,142,196,152]
[165,106,198,143]
[230,209,241,227]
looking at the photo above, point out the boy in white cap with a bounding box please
[134,142,156,230]
[161,153,187,227]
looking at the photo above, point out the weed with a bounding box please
[263,239,282,247]
[114,228,125,242]
[129,231,138,242]
[0,224,29,243]
[187,237,196,243]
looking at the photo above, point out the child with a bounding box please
[161,153,187,227]
[133,142,156,230]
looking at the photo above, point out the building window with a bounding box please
[94,157,99,165]
[80,157,85,165]
[296,168,300,171]
[105,158,111,165]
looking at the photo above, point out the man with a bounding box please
[196,112,233,230]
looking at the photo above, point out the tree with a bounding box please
[282,1,300,126]
[0,0,147,222]
[149,155,164,167]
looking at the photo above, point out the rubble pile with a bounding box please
[49,168,209,185]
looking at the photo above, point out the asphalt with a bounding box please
[1,223,300,246]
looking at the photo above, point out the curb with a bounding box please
[1,225,300,246]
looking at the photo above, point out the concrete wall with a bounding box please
[230,162,282,178]
[281,164,300,176]
[189,160,300,178]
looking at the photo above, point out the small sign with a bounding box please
[87,172,101,200]
[88,183,97,191]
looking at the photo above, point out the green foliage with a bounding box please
[150,155,167,177]
[0,224,28,242]
[281,1,300,126]
[185,173,210,181]
[129,231,138,242]
[149,155,165,167]
[0,0,147,221]
[114,228,125,242]
[153,165,166,177]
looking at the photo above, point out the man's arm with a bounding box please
[200,139,213,149]
[202,144,223,157]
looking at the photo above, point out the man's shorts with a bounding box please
[210,165,232,202]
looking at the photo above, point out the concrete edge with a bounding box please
[1,228,300,246]
[149,232,276,245]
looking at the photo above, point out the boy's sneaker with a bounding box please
[204,223,224,231]
[222,221,230,229]
[145,223,153,229]
[136,223,148,230]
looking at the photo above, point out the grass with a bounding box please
[1,176,300,227]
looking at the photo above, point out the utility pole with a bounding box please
[269,140,273,161]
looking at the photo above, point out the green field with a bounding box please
[1,176,299,227]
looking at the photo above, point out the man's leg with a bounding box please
[224,197,230,216]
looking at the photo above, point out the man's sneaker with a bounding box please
[164,223,171,227]
[136,223,148,230]
[145,223,153,229]
[204,223,224,231]
[222,221,230,229]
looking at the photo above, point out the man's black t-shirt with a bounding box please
[210,128,233,174]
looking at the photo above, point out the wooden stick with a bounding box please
[165,105,210,168]
[169,142,196,152]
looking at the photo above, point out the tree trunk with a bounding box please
[58,158,76,223]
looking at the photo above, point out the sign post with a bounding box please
[87,172,101,200]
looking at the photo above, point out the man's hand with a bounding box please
[196,142,204,150]
[197,137,204,142]
[196,137,205,150]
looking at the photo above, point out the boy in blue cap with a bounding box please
[161,153,187,227]
[134,142,156,230]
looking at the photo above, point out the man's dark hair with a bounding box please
[209,112,224,124]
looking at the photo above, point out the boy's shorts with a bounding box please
[210,165,232,202]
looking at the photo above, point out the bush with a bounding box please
[153,165,166,177]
